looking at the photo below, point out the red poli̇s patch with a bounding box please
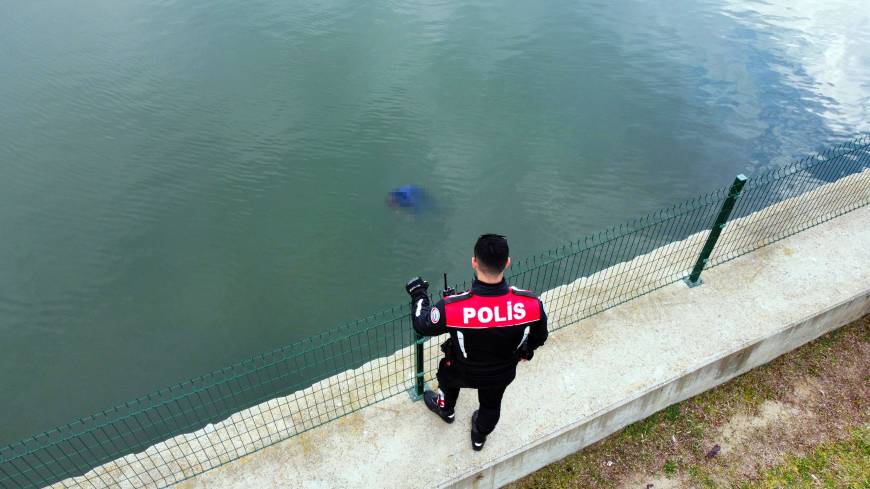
[444,291,540,328]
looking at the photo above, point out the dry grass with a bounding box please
[507,315,869,489]
[745,426,869,488]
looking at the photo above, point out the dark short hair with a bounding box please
[474,234,509,274]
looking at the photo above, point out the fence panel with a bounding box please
[710,136,870,266]
[0,308,413,488]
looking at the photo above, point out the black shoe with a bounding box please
[423,390,455,424]
[471,410,486,451]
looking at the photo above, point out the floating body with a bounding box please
[387,184,426,211]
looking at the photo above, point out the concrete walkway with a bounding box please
[168,205,869,489]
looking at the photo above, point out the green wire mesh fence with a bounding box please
[1,136,868,489]
[711,137,870,265]
[0,307,416,489]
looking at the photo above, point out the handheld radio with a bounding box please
[441,273,456,298]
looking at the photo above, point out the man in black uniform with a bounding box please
[405,234,548,450]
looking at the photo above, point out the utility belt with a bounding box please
[440,336,530,366]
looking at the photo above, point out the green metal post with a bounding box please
[684,174,747,287]
[410,331,425,401]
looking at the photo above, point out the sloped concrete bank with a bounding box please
[53,170,869,488]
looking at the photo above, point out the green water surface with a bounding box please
[1,0,868,442]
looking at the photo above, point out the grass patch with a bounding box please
[744,427,869,488]
[688,464,718,488]
[662,459,677,477]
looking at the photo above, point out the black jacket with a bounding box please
[410,278,548,387]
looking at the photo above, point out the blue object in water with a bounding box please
[388,185,423,209]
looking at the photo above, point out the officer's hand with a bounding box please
[405,277,429,297]
[518,347,534,362]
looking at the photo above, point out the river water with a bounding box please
[1,0,868,443]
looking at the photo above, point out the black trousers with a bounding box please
[437,358,515,435]
[440,384,508,435]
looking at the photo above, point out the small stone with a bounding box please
[706,444,721,459]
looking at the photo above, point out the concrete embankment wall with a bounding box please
[54,169,868,488]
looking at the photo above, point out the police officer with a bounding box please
[405,234,548,450]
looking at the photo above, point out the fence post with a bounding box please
[684,174,747,288]
[409,330,426,401]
